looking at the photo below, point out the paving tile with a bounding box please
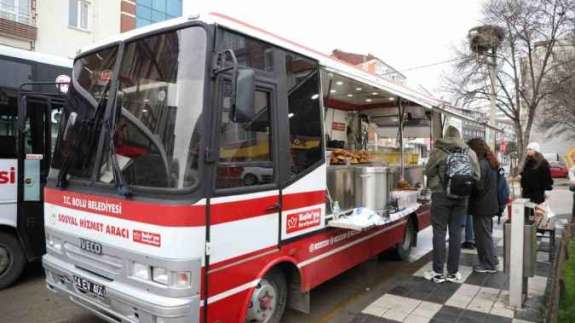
[490,304,515,318]
[362,303,388,317]
[372,294,421,314]
[387,276,459,304]
[444,284,479,308]
[444,295,472,309]
[381,309,411,322]
[459,310,491,323]
[475,287,500,302]
[511,319,536,323]
[464,271,509,289]
[413,262,434,278]
[410,301,442,318]
[429,305,465,322]
[403,314,431,323]
[457,283,481,297]
[459,253,477,267]
[351,313,400,323]
[467,297,495,313]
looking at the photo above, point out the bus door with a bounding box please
[16,93,63,260]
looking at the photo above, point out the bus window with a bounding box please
[0,107,17,158]
[216,81,274,189]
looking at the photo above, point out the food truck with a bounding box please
[0,45,71,289]
[42,13,490,323]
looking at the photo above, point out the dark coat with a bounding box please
[521,157,553,204]
[469,159,499,217]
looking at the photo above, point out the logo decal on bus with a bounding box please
[133,230,161,247]
[0,167,15,184]
[286,208,321,233]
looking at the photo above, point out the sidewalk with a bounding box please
[350,218,551,323]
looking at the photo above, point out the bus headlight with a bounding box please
[132,262,150,280]
[152,266,168,285]
[46,234,63,252]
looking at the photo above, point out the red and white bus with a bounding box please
[43,13,477,323]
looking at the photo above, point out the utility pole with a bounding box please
[468,25,505,150]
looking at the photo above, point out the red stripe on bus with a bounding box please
[44,188,205,227]
[45,188,326,227]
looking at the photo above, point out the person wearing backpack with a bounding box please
[467,138,500,273]
[424,126,480,283]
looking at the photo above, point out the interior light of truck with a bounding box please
[132,262,150,280]
[152,266,169,285]
[173,271,191,288]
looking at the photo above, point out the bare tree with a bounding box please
[540,38,575,136]
[442,0,575,169]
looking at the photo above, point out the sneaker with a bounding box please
[461,242,476,249]
[445,272,462,283]
[473,266,497,273]
[424,271,446,283]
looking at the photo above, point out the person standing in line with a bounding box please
[467,138,500,273]
[462,214,475,249]
[424,126,480,283]
[520,143,553,204]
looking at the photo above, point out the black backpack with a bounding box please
[443,147,476,199]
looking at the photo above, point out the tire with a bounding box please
[394,219,416,261]
[245,270,288,323]
[243,174,259,186]
[0,232,26,290]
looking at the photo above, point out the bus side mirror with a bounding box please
[231,68,255,123]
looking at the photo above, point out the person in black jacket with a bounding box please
[521,143,553,204]
[467,138,499,273]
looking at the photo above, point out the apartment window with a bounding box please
[0,0,32,25]
[69,0,90,30]
[136,0,182,28]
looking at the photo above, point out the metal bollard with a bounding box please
[506,198,537,308]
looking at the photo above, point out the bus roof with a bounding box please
[0,45,72,68]
[79,12,499,131]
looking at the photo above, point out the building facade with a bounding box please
[330,49,407,83]
[120,0,182,32]
[0,0,183,60]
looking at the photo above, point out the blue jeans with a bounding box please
[464,214,475,243]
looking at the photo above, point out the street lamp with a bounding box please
[468,25,505,150]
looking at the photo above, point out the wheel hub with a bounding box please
[0,245,10,276]
[246,279,277,323]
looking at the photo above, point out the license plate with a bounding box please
[73,275,106,298]
[80,238,102,255]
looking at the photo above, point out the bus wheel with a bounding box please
[246,270,287,323]
[0,232,26,289]
[394,219,416,261]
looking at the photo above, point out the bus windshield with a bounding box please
[52,26,208,191]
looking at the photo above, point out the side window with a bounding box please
[286,54,322,178]
[0,107,17,158]
[216,81,274,189]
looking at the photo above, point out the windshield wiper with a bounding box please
[104,94,132,197]
[57,82,111,188]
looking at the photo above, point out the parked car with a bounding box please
[549,161,569,178]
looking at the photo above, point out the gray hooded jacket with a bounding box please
[425,127,480,194]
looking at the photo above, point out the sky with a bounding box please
[186,0,487,98]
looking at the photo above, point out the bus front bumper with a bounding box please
[43,254,200,323]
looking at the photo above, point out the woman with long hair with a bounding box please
[467,138,500,273]
[521,143,553,204]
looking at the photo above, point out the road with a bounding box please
[0,185,571,323]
